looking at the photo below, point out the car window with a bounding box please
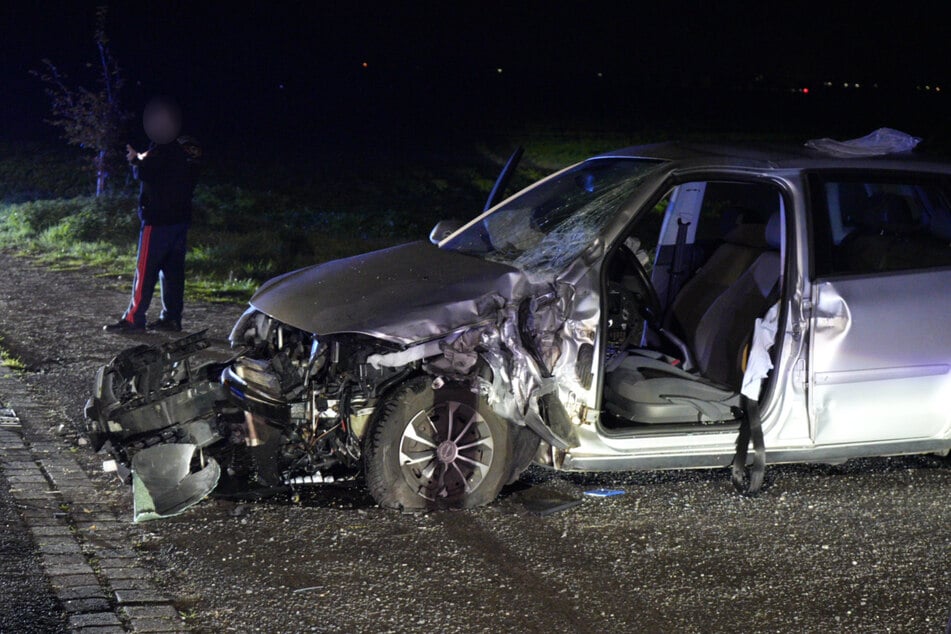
[441,158,662,274]
[695,181,781,242]
[810,172,951,277]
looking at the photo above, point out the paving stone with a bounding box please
[30,524,74,536]
[50,573,101,589]
[68,611,122,628]
[10,488,58,500]
[38,534,83,548]
[18,511,68,526]
[114,589,170,605]
[0,473,41,482]
[71,627,127,634]
[2,468,39,479]
[121,605,180,620]
[2,460,42,468]
[0,454,35,463]
[42,552,89,566]
[17,501,63,512]
[45,562,97,576]
[62,597,113,614]
[40,541,84,555]
[6,474,49,483]
[55,585,110,601]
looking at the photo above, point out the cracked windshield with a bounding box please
[442,159,662,273]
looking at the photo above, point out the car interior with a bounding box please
[600,180,784,432]
[813,176,951,276]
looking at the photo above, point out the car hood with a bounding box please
[249,241,528,345]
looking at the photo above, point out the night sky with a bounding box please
[2,2,948,154]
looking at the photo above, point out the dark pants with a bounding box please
[123,223,189,326]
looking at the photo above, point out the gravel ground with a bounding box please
[0,251,949,633]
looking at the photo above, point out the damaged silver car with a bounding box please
[86,129,951,518]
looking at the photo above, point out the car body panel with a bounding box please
[810,270,951,445]
[248,241,530,346]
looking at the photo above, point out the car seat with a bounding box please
[604,212,782,424]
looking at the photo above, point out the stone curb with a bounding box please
[0,366,191,633]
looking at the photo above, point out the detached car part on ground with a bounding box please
[86,129,951,519]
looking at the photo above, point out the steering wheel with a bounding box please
[618,244,663,328]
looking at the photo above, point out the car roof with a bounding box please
[593,141,951,173]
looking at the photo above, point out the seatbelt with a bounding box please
[660,217,691,325]
[731,284,781,495]
[732,395,766,495]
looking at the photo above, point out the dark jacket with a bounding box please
[132,142,193,226]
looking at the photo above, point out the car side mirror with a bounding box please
[429,219,462,245]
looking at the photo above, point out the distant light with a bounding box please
[823,81,832,87]
[802,87,810,94]
[937,86,942,92]
[843,82,849,88]
[496,67,503,74]
[854,83,860,88]
[925,84,931,91]
[597,71,604,78]
[362,61,369,69]
[278,83,285,90]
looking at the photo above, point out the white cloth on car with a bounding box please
[741,302,780,401]
[805,127,921,158]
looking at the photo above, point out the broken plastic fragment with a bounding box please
[131,444,220,522]
[804,127,921,158]
[583,488,625,498]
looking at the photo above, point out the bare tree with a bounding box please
[33,5,130,196]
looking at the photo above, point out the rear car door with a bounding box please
[808,170,951,445]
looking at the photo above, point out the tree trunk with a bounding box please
[95,149,107,197]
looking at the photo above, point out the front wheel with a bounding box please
[364,377,512,511]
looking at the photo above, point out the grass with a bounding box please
[0,335,26,372]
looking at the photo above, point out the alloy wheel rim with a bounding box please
[398,400,495,501]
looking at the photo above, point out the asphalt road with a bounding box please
[0,252,949,633]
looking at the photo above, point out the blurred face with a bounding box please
[143,101,182,144]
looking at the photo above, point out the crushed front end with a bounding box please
[85,314,414,520]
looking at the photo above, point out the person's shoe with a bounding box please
[103,319,145,333]
[147,318,182,332]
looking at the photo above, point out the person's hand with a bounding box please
[126,145,148,162]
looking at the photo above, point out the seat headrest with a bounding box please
[765,212,782,249]
[856,192,915,234]
[723,222,767,249]
[719,205,758,236]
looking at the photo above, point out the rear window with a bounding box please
[810,172,951,277]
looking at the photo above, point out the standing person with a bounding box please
[104,96,198,333]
